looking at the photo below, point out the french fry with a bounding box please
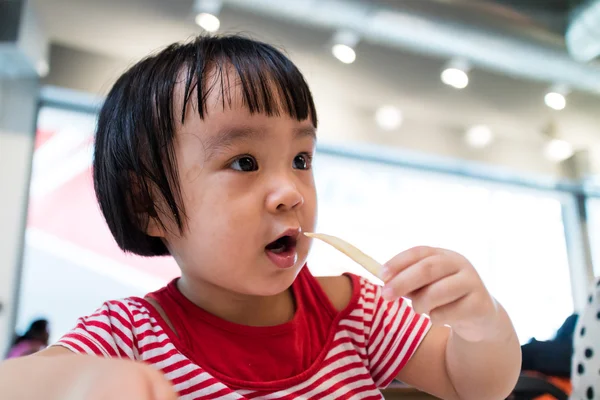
[304,232,383,278]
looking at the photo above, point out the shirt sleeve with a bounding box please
[53,300,136,360]
[357,277,431,388]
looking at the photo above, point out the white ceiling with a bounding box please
[31,0,600,175]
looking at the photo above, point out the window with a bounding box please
[588,198,600,277]
[18,105,575,345]
[17,106,179,343]
[308,152,573,343]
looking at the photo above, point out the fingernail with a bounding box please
[380,267,392,282]
[382,287,395,301]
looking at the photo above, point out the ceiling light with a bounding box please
[544,92,566,111]
[195,13,220,32]
[375,105,403,130]
[544,84,570,111]
[544,139,574,162]
[192,0,222,32]
[331,30,359,64]
[441,59,470,89]
[332,44,356,64]
[36,60,49,77]
[441,68,469,89]
[465,125,493,148]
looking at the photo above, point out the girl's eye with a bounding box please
[293,153,312,170]
[230,155,258,172]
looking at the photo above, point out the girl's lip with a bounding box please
[265,246,298,269]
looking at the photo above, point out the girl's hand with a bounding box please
[66,357,177,400]
[0,350,178,400]
[381,246,499,342]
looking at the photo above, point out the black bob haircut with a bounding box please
[93,34,318,257]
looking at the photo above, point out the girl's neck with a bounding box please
[176,275,296,327]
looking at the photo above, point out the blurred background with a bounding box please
[0,0,599,395]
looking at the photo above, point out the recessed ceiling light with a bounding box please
[441,68,469,89]
[192,0,222,32]
[331,30,359,64]
[465,125,493,148]
[544,92,566,111]
[544,138,573,162]
[375,106,403,130]
[331,44,356,64]
[195,12,220,32]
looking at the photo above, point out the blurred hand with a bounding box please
[57,356,177,400]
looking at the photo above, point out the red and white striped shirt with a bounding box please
[56,268,431,399]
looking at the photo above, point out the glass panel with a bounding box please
[308,153,573,343]
[17,106,575,345]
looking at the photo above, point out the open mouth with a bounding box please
[265,235,297,254]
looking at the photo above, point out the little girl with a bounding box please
[0,34,520,399]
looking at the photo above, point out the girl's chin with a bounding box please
[249,266,304,296]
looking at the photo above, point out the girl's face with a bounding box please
[150,79,318,296]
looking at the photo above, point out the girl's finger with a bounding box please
[408,271,469,315]
[383,254,457,300]
[381,246,439,282]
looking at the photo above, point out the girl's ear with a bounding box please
[128,173,171,238]
[145,215,168,238]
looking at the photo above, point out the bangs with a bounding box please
[154,35,318,130]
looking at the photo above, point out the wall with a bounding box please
[43,44,129,98]
[42,43,565,180]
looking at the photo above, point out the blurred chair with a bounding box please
[510,374,569,400]
[570,277,600,400]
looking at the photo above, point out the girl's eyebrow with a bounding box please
[204,125,316,160]
[294,126,317,141]
[204,126,265,160]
